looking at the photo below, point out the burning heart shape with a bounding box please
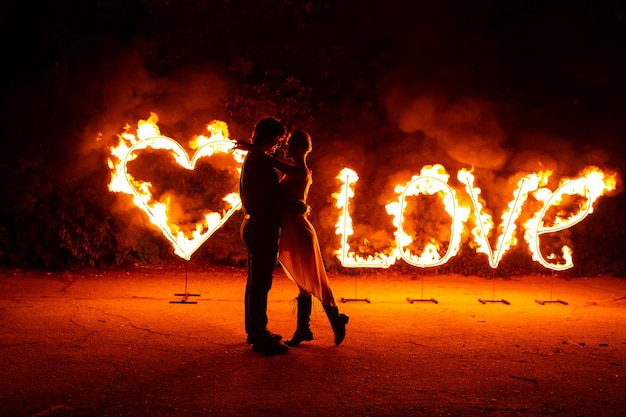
[110,134,245,260]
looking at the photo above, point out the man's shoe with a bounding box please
[251,337,289,355]
[269,330,282,341]
[247,330,282,345]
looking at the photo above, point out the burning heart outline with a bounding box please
[120,136,244,260]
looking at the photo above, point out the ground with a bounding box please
[1,264,625,417]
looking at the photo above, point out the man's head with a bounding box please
[251,117,286,151]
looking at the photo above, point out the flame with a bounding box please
[106,113,620,271]
[107,113,245,260]
[458,169,552,268]
[333,163,617,271]
[386,164,470,267]
[333,168,396,267]
[523,166,617,270]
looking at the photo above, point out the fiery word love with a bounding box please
[335,165,616,271]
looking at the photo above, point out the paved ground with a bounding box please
[1,265,625,417]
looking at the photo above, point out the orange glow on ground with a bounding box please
[2,267,625,416]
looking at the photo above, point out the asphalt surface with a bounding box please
[1,266,625,417]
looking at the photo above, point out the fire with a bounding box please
[107,113,245,260]
[335,164,618,271]
[458,169,551,268]
[523,166,617,270]
[333,168,396,267]
[106,112,619,271]
[386,164,470,267]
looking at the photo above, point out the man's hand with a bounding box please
[283,197,310,215]
[233,140,255,152]
[298,200,311,215]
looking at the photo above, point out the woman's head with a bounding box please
[286,130,312,156]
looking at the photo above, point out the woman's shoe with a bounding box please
[323,304,349,345]
[284,328,314,346]
[285,295,313,346]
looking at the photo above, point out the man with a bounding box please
[239,117,288,355]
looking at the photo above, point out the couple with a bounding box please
[238,117,348,356]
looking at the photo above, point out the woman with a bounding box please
[237,130,348,346]
[277,130,348,346]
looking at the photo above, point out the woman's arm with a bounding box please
[264,153,306,177]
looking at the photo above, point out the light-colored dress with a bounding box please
[278,169,337,307]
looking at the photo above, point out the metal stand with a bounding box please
[478,279,510,305]
[341,273,370,303]
[535,272,568,305]
[407,275,438,304]
[170,261,200,304]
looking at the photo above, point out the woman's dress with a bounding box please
[278,170,337,306]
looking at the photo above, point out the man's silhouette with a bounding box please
[239,117,288,355]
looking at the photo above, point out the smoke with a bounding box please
[385,89,509,170]
[378,78,621,201]
[92,53,230,146]
[305,65,625,267]
[71,47,240,259]
[74,39,623,268]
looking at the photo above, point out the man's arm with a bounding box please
[234,140,305,178]
[282,195,310,215]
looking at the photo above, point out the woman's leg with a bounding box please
[323,304,349,345]
[284,289,314,346]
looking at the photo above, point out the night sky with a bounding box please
[1,0,625,272]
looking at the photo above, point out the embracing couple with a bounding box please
[237,117,349,356]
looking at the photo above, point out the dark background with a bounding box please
[0,0,624,275]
